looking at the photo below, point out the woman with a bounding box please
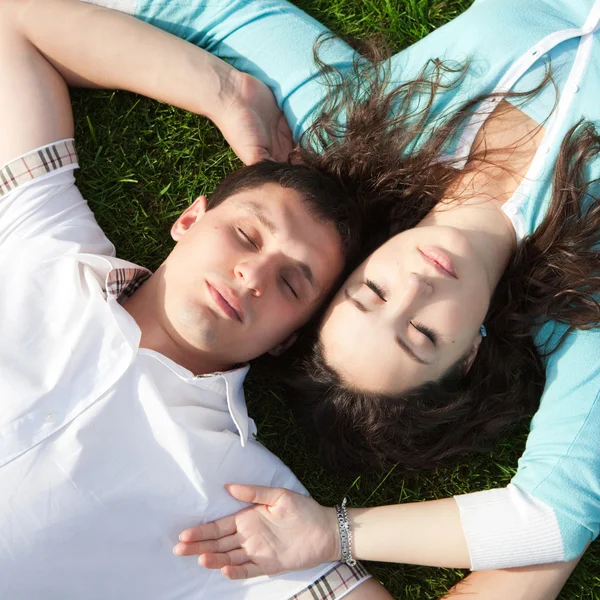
[112,0,600,595]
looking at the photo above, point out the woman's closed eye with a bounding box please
[365,279,386,301]
[410,321,438,346]
[343,280,386,312]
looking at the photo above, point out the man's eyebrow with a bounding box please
[298,262,317,291]
[245,201,278,235]
[395,335,430,366]
[243,201,318,292]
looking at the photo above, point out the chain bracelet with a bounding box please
[341,498,356,566]
[335,498,356,566]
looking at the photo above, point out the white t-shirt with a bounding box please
[0,140,370,599]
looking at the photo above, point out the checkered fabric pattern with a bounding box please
[287,563,370,600]
[0,139,152,299]
[0,140,78,198]
[106,267,152,302]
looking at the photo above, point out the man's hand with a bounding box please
[173,484,340,579]
[1,0,292,168]
[216,71,294,164]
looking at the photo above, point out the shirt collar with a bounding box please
[217,365,253,446]
[104,265,254,445]
[186,365,253,446]
[106,266,152,303]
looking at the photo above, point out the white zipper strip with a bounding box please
[451,0,600,240]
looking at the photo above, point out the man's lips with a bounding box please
[418,247,458,279]
[206,282,244,322]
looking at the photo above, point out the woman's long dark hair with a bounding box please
[280,37,600,476]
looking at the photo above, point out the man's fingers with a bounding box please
[240,147,270,166]
[173,533,240,557]
[221,563,265,580]
[178,516,237,543]
[225,483,284,506]
[198,549,249,569]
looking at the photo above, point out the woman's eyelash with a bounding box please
[411,321,438,346]
[365,279,386,301]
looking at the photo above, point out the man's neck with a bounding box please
[122,273,233,376]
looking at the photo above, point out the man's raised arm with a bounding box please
[0,0,292,167]
[0,1,73,167]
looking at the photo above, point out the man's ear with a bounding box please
[463,334,483,374]
[171,196,207,241]
[268,332,298,357]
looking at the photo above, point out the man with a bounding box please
[0,1,391,598]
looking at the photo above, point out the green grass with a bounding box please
[71,1,600,598]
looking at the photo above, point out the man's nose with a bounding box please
[234,256,273,297]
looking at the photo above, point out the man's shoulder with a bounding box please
[0,140,115,258]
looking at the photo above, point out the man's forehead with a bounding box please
[230,182,307,213]
[235,199,279,234]
[229,185,319,236]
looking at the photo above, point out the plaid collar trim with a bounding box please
[0,139,78,198]
[287,563,370,600]
[106,267,152,303]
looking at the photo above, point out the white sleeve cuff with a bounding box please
[454,483,565,570]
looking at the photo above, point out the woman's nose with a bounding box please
[405,272,433,301]
[390,272,432,316]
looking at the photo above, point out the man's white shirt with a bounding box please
[0,141,369,599]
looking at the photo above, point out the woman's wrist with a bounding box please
[326,506,343,563]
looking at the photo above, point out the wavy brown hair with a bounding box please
[278,37,600,476]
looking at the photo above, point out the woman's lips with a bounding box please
[206,282,243,322]
[419,247,458,279]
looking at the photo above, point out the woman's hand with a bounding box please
[214,71,294,165]
[173,484,340,579]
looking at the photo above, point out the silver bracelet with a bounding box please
[335,497,357,566]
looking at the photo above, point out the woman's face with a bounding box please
[319,224,492,394]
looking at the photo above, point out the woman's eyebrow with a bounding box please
[344,289,367,312]
[395,335,430,365]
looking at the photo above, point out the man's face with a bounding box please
[159,183,344,367]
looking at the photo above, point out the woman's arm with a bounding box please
[349,498,470,567]
[441,557,582,600]
[2,0,291,164]
[173,484,470,578]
